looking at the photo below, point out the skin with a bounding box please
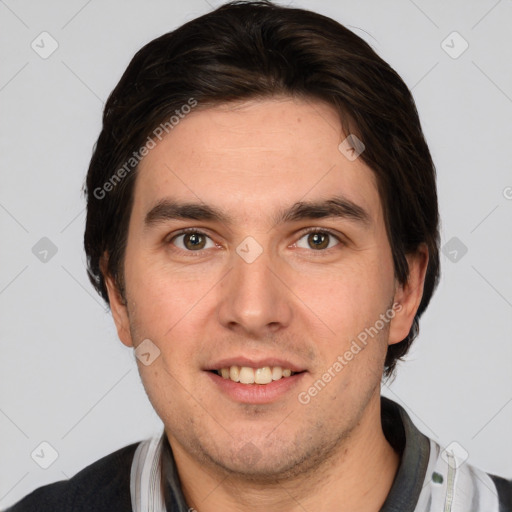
[103,96,428,511]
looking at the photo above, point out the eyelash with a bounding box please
[167,227,344,254]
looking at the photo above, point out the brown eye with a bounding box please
[295,230,340,251]
[307,232,329,250]
[184,233,206,250]
[172,231,214,251]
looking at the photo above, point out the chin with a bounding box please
[202,434,334,483]
[217,455,305,482]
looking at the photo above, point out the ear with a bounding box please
[101,253,134,348]
[388,244,429,346]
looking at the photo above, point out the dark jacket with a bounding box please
[6,443,137,512]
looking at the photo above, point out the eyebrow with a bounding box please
[144,200,229,228]
[144,195,371,229]
[275,196,371,226]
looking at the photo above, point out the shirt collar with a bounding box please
[379,396,431,512]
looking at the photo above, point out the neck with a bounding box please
[169,393,400,512]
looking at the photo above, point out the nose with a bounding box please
[216,247,293,337]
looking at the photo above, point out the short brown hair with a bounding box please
[84,0,440,377]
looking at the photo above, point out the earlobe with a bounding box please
[388,244,429,346]
[101,254,134,348]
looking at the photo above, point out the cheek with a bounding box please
[125,255,219,338]
[291,252,393,330]
[137,363,194,433]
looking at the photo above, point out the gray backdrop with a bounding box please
[1,0,511,508]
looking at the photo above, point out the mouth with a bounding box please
[211,365,301,385]
[205,359,307,404]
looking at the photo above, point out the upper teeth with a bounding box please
[218,366,294,384]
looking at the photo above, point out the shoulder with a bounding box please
[6,442,140,512]
[489,474,512,512]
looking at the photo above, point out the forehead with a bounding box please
[133,97,381,225]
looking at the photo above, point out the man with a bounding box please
[8,1,511,511]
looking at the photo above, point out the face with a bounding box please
[105,97,426,481]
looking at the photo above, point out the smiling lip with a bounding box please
[206,370,306,404]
